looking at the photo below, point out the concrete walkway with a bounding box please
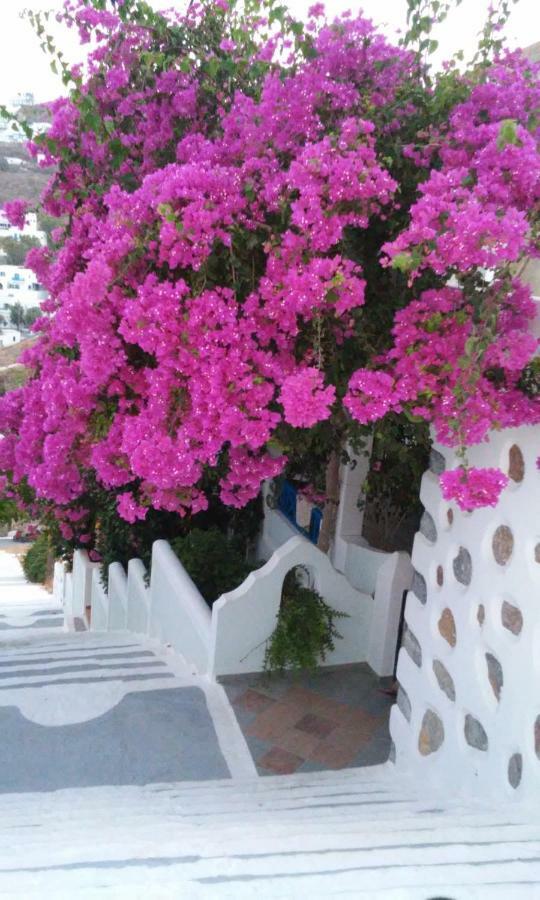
[0,548,539,897]
[0,548,255,794]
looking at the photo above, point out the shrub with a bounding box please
[22,532,49,584]
[264,567,348,675]
[169,528,255,607]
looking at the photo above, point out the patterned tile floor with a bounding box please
[220,664,396,775]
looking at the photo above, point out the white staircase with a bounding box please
[0,767,538,898]
[0,550,539,898]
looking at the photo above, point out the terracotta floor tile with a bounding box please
[296,712,337,738]
[308,741,358,769]
[340,706,380,726]
[275,726,322,758]
[284,686,344,718]
[258,746,304,775]
[234,689,275,715]
[334,713,380,737]
[283,685,320,709]
[326,725,372,753]
[245,700,304,741]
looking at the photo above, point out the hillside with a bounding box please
[0,337,37,368]
[0,143,52,206]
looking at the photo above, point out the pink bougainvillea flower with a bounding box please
[280,367,336,428]
[439,467,509,512]
[3,199,31,229]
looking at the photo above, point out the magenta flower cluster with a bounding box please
[0,0,538,532]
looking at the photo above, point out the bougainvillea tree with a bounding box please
[0,0,538,560]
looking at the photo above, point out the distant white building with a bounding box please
[9,92,35,109]
[0,212,47,247]
[0,266,47,325]
[0,327,23,347]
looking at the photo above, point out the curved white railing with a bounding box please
[58,531,410,681]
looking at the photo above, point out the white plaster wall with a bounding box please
[368,551,413,677]
[64,572,73,619]
[149,540,211,675]
[210,535,374,677]
[257,482,299,560]
[72,550,99,621]
[126,558,151,635]
[391,425,540,799]
[90,568,109,632]
[52,561,65,605]
[332,440,372,572]
[107,562,128,631]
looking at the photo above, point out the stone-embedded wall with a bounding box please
[390,426,540,799]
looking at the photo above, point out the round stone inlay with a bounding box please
[486,652,504,701]
[418,710,445,756]
[402,622,422,668]
[508,444,525,483]
[438,608,457,647]
[464,714,489,751]
[453,546,472,586]
[433,659,455,702]
[436,565,444,587]
[477,604,485,626]
[508,753,522,789]
[535,544,540,564]
[397,685,412,722]
[420,511,437,543]
[411,570,427,605]
[501,601,523,635]
[492,526,514,566]
[429,449,446,475]
[447,509,454,526]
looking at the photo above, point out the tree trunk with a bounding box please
[317,450,341,555]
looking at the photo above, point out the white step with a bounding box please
[0,771,536,898]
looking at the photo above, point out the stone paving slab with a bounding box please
[220,664,395,775]
[0,687,230,793]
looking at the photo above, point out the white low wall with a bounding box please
[52,561,65,606]
[148,540,211,675]
[210,536,374,678]
[126,558,151,635]
[72,550,99,623]
[108,562,128,631]
[90,569,109,632]
[63,534,409,682]
[257,483,299,560]
[392,424,540,799]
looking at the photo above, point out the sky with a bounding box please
[0,0,538,106]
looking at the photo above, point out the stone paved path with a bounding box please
[0,547,538,897]
[221,665,394,775]
[0,548,255,794]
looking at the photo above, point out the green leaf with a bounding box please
[392,252,414,273]
[496,118,520,150]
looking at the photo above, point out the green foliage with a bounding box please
[0,367,29,395]
[22,532,49,584]
[518,357,540,398]
[0,235,41,266]
[361,414,431,552]
[5,302,25,329]
[0,498,18,526]
[264,567,348,674]
[169,528,255,607]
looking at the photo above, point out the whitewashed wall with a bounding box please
[210,536,374,677]
[148,540,211,675]
[126,558,151,635]
[64,533,410,681]
[391,426,540,798]
[71,550,99,623]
